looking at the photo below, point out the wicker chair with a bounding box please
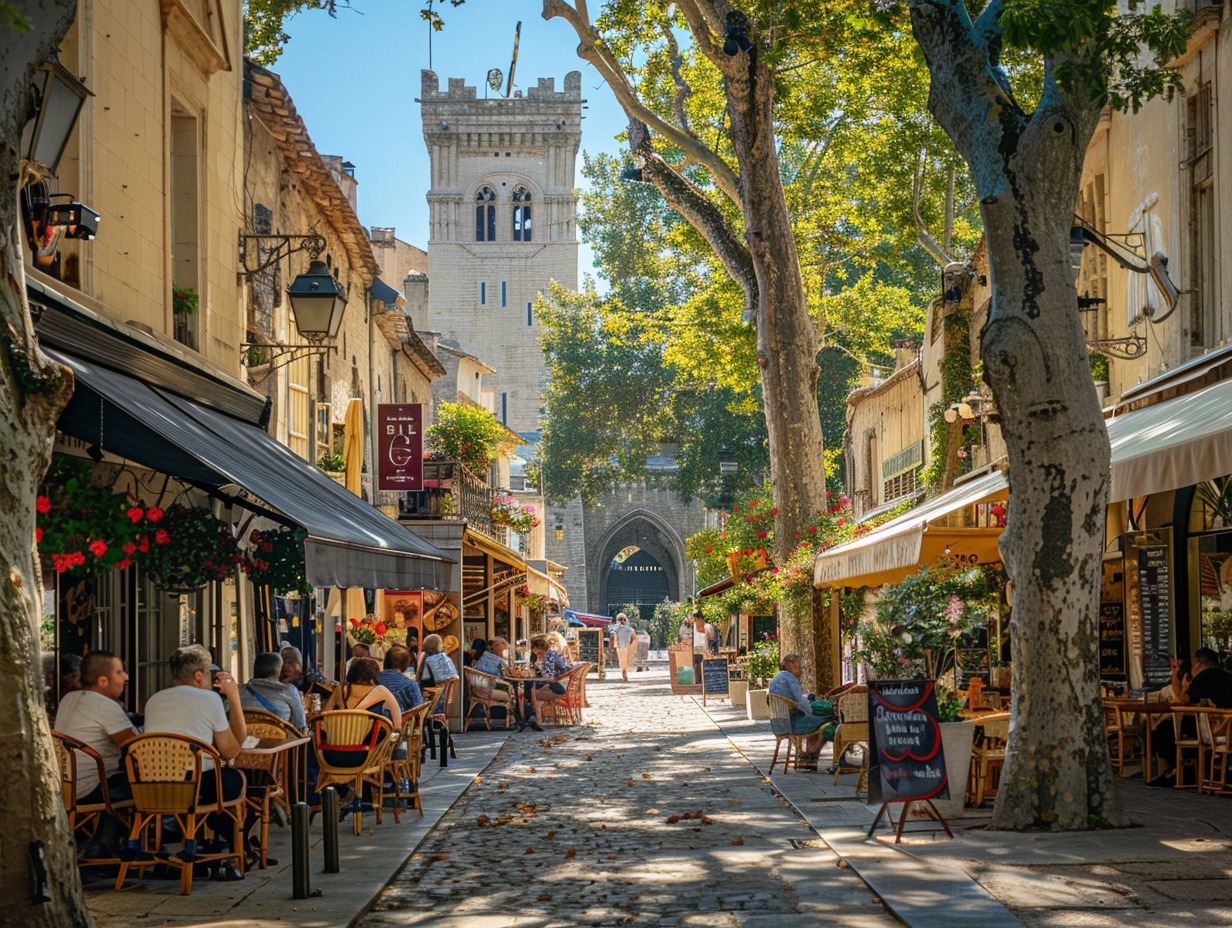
[115,734,246,895]
[380,703,433,816]
[968,712,1010,806]
[831,689,869,790]
[767,693,809,774]
[464,667,515,731]
[311,710,396,836]
[422,678,458,762]
[51,731,134,868]
[238,709,303,867]
[543,663,591,726]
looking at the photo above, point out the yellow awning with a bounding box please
[527,563,570,608]
[814,471,1007,588]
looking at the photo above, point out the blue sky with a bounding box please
[270,0,629,282]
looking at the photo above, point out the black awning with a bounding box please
[47,348,450,590]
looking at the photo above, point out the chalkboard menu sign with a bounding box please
[576,628,603,673]
[701,658,729,703]
[1099,601,1126,677]
[867,679,949,806]
[1137,545,1172,687]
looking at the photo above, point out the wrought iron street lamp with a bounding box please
[21,54,92,173]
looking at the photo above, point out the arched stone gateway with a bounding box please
[591,508,688,615]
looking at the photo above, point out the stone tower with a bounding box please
[418,70,582,434]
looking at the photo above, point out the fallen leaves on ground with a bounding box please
[476,814,490,826]
[728,798,740,803]
[546,830,555,840]
[702,766,712,771]
[539,739,552,748]
[731,837,745,845]
[537,894,552,901]
[551,734,569,742]
[432,854,450,861]
[565,848,577,859]
[474,776,483,783]
[641,773,653,779]
[585,754,593,761]
[525,847,535,854]
[528,767,537,773]
[498,781,509,789]
[665,810,711,825]
[646,808,659,815]
[627,779,634,787]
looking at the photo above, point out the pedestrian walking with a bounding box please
[610,612,638,683]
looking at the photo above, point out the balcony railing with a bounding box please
[398,459,513,547]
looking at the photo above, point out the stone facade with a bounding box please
[418,70,582,434]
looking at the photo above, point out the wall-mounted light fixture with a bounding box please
[21,53,92,174]
[238,231,347,374]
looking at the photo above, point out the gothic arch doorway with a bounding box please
[592,510,687,616]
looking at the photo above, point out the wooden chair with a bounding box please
[311,710,395,836]
[767,693,810,774]
[968,712,1010,806]
[463,667,515,731]
[380,703,433,816]
[51,731,134,868]
[831,689,869,790]
[1203,709,1232,795]
[1104,702,1144,777]
[1173,706,1232,794]
[238,709,303,868]
[1170,706,1207,788]
[115,734,246,895]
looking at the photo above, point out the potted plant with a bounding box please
[425,402,512,478]
[743,640,779,720]
[931,683,976,817]
[317,450,347,485]
[172,284,198,315]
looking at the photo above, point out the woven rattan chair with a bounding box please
[115,733,246,895]
[51,731,134,868]
[767,693,809,774]
[238,709,303,867]
[552,663,592,725]
[831,689,869,790]
[464,667,515,731]
[968,712,1010,806]
[311,710,395,836]
[422,678,458,762]
[380,702,433,816]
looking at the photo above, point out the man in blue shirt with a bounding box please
[768,653,828,769]
[378,646,424,713]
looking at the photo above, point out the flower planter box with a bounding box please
[729,678,749,707]
[746,688,770,720]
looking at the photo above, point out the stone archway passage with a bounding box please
[604,547,670,617]
[594,511,686,613]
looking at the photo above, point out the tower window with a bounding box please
[513,186,532,242]
[480,282,486,305]
[475,185,496,242]
[527,302,533,326]
[501,281,507,307]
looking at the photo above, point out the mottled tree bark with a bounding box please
[912,0,1127,829]
[0,5,96,923]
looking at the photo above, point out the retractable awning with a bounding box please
[526,563,570,608]
[564,610,611,627]
[47,347,450,590]
[813,471,1007,589]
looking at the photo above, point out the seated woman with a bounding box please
[418,634,460,690]
[319,659,402,769]
[518,635,570,733]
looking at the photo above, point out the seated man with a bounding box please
[279,646,305,690]
[378,646,424,714]
[418,634,459,690]
[768,653,829,770]
[143,646,248,849]
[240,651,307,731]
[55,650,138,804]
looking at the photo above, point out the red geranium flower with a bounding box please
[375,622,388,636]
[138,537,149,552]
[826,491,833,498]
[35,527,43,543]
[745,515,754,522]
[251,530,261,543]
[350,618,361,628]
[147,507,164,522]
[756,531,766,538]
[794,532,801,538]
[770,508,778,515]
[117,558,133,569]
[837,518,845,526]
[122,542,137,556]
[36,496,51,514]
[70,551,86,566]
[732,505,740,512]
[155,529,170,545]
[126,506,144,523]
[705,545,712,553]
[808,526,817,533]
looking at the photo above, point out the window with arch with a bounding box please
[512,185,532,242]
[475,186,496,242]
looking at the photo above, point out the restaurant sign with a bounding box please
[377,403,423,490]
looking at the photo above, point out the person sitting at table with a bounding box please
[240,651,307,731]
[142,645,247,873]
[338,659,402,728]
[473,636,518,721]
[378,646,424,713]
[279,646,305,690]
[1178,647,1232,708]
[518,635,570,733]
[418,634,459,690]
[54,650,138,857]
[768,652,829,770]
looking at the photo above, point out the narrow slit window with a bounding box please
[480,282,486,305]
[501,281,507,307]
[527,302,533,326]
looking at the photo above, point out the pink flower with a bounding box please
[36,496,51,514]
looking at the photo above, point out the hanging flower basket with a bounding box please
[141,504,243,590]
[243,525,312,596]
[491,496,540,533]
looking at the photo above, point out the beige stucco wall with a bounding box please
[844,362,926,518]
[51,0,244,375]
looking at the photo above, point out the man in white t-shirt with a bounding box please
[143,645,247,803]
[610,614,638,683]
[54,650,137,802]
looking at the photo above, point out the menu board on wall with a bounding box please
[1099,602,1126,677]
[1137,545,1173,687]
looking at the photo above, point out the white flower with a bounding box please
[901,632,913,644]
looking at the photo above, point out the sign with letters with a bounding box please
[701,658,729,704]
[867,679,949,805]
[377,403,423,490]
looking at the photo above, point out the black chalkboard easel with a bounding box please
[575,628,604,678]
[701,658,729,705]
[866,679,954,843]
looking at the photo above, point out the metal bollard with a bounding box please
[291,801,311,899]
[321,787,340,874]
[438,725,449,768]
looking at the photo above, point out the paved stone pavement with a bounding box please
[359,670,900,928]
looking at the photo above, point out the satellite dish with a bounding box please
[487,69,504,92]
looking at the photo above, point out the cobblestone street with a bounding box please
[360,670,899,928]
